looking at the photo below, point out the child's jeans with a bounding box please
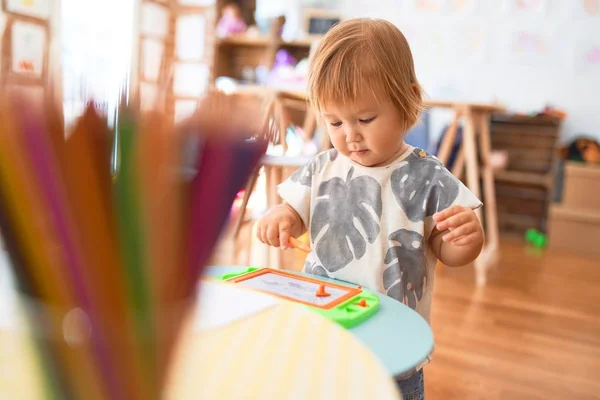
[396,369,424,400]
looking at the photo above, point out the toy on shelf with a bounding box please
[215,267,380,329]
[271,49,297,77]
[525,228,548,248]
[216,3,247,38]
[558,136,600,165]
[537,105,567,120]
[268,51,308,90]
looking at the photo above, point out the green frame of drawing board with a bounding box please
[216,267,380,329]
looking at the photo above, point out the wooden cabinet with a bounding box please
[548,162,600,257]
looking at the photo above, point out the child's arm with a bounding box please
[429,205,484,267]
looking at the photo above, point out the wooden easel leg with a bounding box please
[475,112,500,282]
[436,110,462,166]
[477,112,500,252]
[461,108,482,211]
[462,108,488,286]
[451,149,465,180]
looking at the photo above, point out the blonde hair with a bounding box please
[308,18,424,131]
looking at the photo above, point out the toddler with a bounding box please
[256,18,484,399]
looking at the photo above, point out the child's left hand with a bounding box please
[433,205,483,247]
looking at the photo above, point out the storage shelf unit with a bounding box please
[490,113,562,233]
[211,0,313,83]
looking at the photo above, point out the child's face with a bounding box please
[321,95,407,167]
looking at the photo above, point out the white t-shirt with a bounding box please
[278,145,482,323]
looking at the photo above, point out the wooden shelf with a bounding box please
[216,36,271,47]
[213,38,313,83]
[495,170,554,188]
[216,36,313,48]
[491,113,562,126]
[279,39,313,48]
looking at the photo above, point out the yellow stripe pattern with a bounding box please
[166,303,401,400]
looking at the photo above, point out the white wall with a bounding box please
[333,0,600,144]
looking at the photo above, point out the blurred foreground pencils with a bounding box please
[0,89,275,399]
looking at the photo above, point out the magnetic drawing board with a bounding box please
[215,268,380,329]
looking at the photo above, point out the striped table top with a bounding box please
[166,302,401,399]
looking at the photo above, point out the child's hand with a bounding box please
[433,205,483,246]
[256,204,304,250]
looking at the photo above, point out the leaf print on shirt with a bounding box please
[304,261,328,277]
[289,149,338,187]
[390,149,460,222]
[289,160,315,187]
[382,229,427,309]
[311,167,382,272]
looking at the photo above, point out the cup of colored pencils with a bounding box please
[0,89,275,399]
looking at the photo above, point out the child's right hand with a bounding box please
[256,204,304,250]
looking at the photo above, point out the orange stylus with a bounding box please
[289,237,311,253]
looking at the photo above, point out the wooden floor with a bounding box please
[427,236,600,399]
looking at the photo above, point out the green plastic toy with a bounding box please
[217,267,380,329]
[525,228,548,248]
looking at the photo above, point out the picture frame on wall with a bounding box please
[173,63,209,97]
[174,99,198,123]
[5,0,51,20]
[177,0,215,6]
[10,20,47,80]
[140,1,170,39]
[141,38,165,82]
[140,82,160,110]
[176,14,206,62]
[302,8,341,40]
